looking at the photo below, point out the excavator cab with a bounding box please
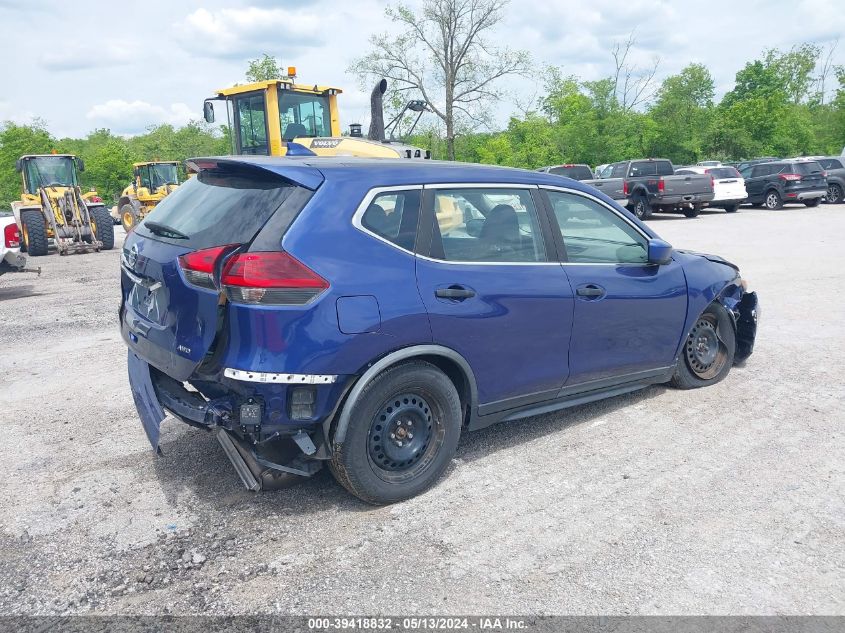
[203,68,430,159]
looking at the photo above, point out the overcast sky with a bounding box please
[1,0,842,139]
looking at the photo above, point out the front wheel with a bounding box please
[804,197,821,208]
[20,210,49,257]
[764,190,783,210]
[670,303,736,390]
[120,204,139,232]
[89,206,115,250]
[330,361,462,504]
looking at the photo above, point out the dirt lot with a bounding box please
[0,204,843,616]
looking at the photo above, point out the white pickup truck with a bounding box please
[0,211,31,276]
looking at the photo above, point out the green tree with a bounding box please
[246,54,284,82]
[0,121,55,208]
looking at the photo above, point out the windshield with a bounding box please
[149,163,179,189]
[279,89,331,139]
[24,156,78,193]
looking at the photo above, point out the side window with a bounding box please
[360,189,421,252]
[820,159,842,170]
[655,161,674,176]
[546,191,648,264]
[234,94,268,155]
[610,162,627,178]
[629,162,657,177]
[750,165,766,178]
[429,188,546,263]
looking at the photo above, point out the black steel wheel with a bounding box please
[330,361,461,504]
[631,195,651,220]
[670,304,736,389]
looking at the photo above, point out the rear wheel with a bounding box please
[20,210,48,257]
[825,183,843,204]
[764,189,783,210]
[670,303,736,389]
[630,194,652,220]
[330,361,462,504]
[683,204,702,218]
[89,206,115,250]
[804,197,821,208]
[120,204,139,232]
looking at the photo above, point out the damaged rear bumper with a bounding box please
[127,351,337,485]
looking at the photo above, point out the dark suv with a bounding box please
[536,164,594,180]
[741,160,826,209]
[816,157,845,204]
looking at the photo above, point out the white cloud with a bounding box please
[0,100,38,125]
[86,100,195,135]
[39,40,137,71]
[176,7,324,58]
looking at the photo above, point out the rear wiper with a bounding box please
[144,221,189,240]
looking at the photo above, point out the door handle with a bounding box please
[576,284,605,299]
[435,286,475,300]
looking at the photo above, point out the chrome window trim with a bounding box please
[351,184,423,256]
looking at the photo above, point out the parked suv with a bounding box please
[815,157,845,204]
[741,160,827,209]
[121,157,758,504]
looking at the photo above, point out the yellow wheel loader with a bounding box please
[202,68,430,159]
[114,161,180,232]
[11,154,114,257]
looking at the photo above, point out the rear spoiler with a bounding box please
[186,157,325,191]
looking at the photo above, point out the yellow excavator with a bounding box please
[11,154,114,256]
[203,68,430,159]
[114,161,180,232]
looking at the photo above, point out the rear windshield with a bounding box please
[791,161,823,175]
[549,165,593,180]
[707,167,741,179]
[819,158,842,170]
[134,165,298,249]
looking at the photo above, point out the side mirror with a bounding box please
[76,158,85,172]
[203,101,215,123]
[14,159,22,173]
[647,238,673,265]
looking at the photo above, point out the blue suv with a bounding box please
[121,157,758,504]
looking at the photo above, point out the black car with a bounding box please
[740,160,826,209]
[816,156,845,204]
[536,164,594,180]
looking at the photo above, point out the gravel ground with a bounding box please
[0,204,843,616]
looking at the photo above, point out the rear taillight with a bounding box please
[90,196,102,203]
[623,181,629,196]
[779,174,802,181]
[658,178,665,193]
[178,244,240,290]
[710,175,715,189]
[4,223,20,248]
[822,171,828,178]
[221,252,329,306]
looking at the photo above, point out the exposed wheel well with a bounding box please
[415,354,472,425]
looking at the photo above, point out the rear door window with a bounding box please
[360,190,421,252]
[427,188,547,263]
[134,165,299,249]
[629,162,657,177]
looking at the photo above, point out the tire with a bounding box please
[804,197,821,208]
[670,303,736,390]
[723,204,739,213]
[20,210,48,257]
[89,206,115,250]
[630,194,652,220]
[329,361,462,505]
[683,204,701,218]
[120,204,139,232]
[824,183,843,204]
[764,189,783,210]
